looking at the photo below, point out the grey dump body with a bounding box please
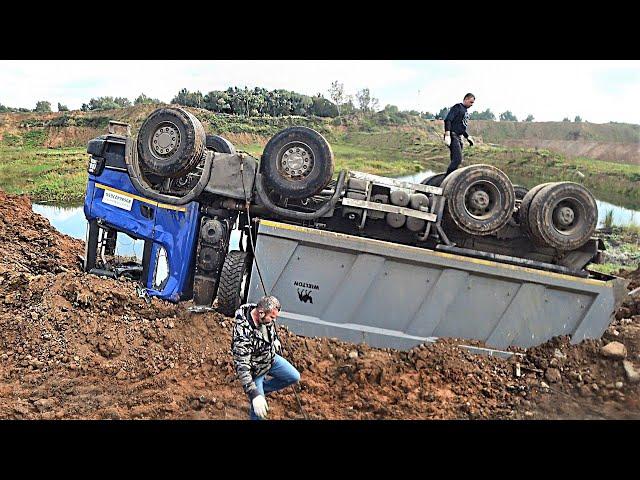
[247,220,625,351]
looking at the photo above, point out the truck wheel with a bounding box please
[206,134,236,154]
[261,126,334,199]
[217,250,253,317]
[137,107,206,178]
[527,182,598,250]
[518,182,554,235]
[421,172,446,187]
[513,185,529,201]
[442,164,515,236]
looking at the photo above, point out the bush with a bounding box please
[471,109,496,120]
[311,95,338,117]
[35,101,52,113]
[81,96,130,111]
[197,86,338,118]
[134,93,162,105]
[435,107,449,120]
[23,129,48,147]
[172,88,204,108]
[603,209,614,229]
[499,110,517,121]
[2,133,21,146]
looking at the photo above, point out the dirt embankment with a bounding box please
[501,139,640,166]
[2,106,639,166]
[0,190,639,419]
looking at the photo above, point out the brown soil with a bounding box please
[0,190,638,419]
[222,132,269,148]
[43,127,104,149]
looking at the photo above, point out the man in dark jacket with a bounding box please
[444,93,476,176]
[231,295,300,420]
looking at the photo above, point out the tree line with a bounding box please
[170,87,340,117]
[1,82,587,123]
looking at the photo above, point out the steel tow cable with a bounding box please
[241,156,309,420]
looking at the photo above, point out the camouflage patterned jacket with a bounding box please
[231,303,282,400]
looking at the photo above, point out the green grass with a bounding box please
[0,145,87,202]
[588,263,636,275]
[603,209,615,229]
[591,225,640,275]
[461,145,640,210]
[234,142,264,157]
[233,133,429,178]
[624,223,640,236]
[0,114,638,209]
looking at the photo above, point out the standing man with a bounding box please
[231,295,301,420]
[444,93,476,176]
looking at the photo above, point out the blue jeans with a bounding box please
[249,354,300,420]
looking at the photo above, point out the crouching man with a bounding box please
[231,295,300,420]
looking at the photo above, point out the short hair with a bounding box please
[464,93,475,100]
[256,295,281,313]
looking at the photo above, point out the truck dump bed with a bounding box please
[247,220,627,351]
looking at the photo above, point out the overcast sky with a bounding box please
[1,60,638,124]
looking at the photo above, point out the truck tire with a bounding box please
[527,182,598,250]
[441,164,515,236]
[518,182,554,235]
[421,172,446,187]
[206,134,236,154]
[217,250,253,317]
[513,185,529,201]
[261,126,334,199]
[137,107,206,178]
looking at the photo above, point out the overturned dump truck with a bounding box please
[82,107,627,353]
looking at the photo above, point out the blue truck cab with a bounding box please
[84,132,201,302]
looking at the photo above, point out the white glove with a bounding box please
[252,395,269,419]
[467,136,475,146]
[444,133,451,147]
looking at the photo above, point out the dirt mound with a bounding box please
[620,265,640,291]
[0,191,638,419]
[0,264,533,420]
[0,191,83,275]
[44,127,104,149]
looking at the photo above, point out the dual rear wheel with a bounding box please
[441,164,516,236]
[519,182,597,250]
[432,166,596,250]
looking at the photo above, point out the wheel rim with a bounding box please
[463,180,502,220]
[277,142,315,180]
[150,122,181,157]
[549,197,585,236]
[176,175,190,188]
